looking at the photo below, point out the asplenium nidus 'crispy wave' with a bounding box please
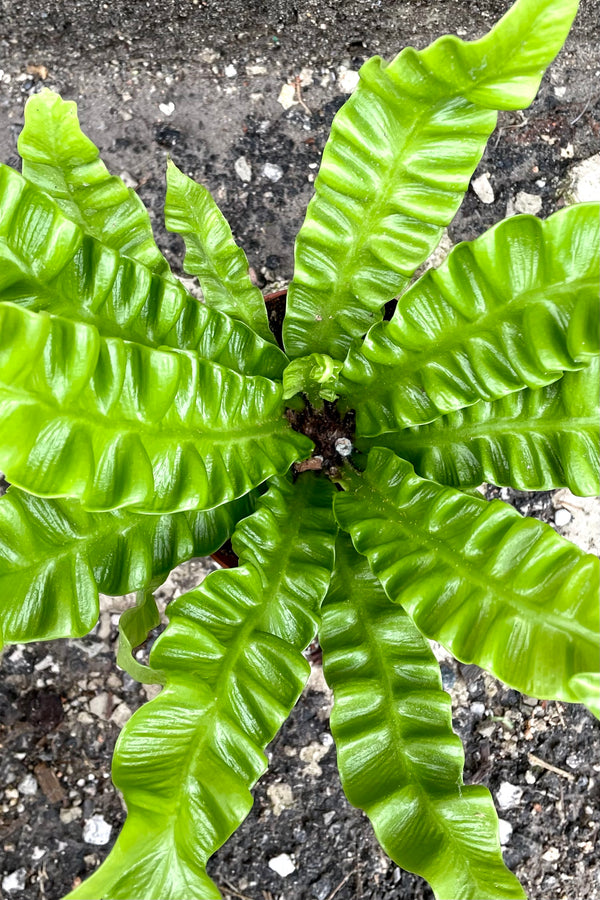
[0,0,598,897]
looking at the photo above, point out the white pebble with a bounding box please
[32,847,46,861]
[277,83,297,110]
[471,172,495,204]
[263,162,283,182]
[498,819,513,846]
[338,67,360,93]
[268,853,296,877]
[119,170,138,189]
[82,814,112,846]
[158,101,175,117]
[2,869,27,893]
[554,507,572,527]
[562,154,600,203]
[542,846,560,862]
[335,437,353,457]
[234,156,252,183]
[18,773,38,796]
[224,64,237,78]
[471,701,486,717]
[514,191,542,215]
[496,781,523,809]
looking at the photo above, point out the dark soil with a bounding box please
[0,1,599,899]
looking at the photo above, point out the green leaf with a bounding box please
[0,163,287,379]
[0,486,251,648]
[321,535,525,900]
[282,0,579,359]
[282,353,343,406]
[66,474,337,900]
[18,90,173,279]
[334,448,599,704]
[0,303,311,512]
[164,161,274,343]
[568,672,600,719]
[359,359,600,497]
[117,591,167,686]
[340,205,600,435]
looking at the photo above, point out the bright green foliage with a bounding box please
[67,475,337,900]
[283,0,578,359]
[165,160,274,343]
[340,205,600,435]
[0,1,598,899]
[0,487,251,647]
[360,359,600,496]
[0,302,309,512]
[335,448,599,704]
[18,90,174,279]
[322,535,526,899]
[0,164,286,379]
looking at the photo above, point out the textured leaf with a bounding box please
[165,161,273,342]
[321,535,525,899]
[0,304,311,512]
[118,591,167,686]
[18,90,173,278]
[568,673,600,719]
[0,486,251,647]
[0,164,287,379]
[283,0,578,359]
[359,359,600,496]
[282,353,343,405]
[340,206,600,434]
[67,474,337,900]
[334,448,599,703]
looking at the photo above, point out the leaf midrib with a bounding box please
[386,415,598,450]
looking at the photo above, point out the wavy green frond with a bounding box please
[0,486,251,647]
[0,304,311,512]
[282,0,579,359]
[18,90,173,279]
[340,206,599,434]
[334,448,599,704]
[118,591,167,686]
[568,673,600,719]
[359,360,600,497]
[321,535,525,899]
[165,161,273,342]
[282,353,343,406]
[67,474,337,900]
[0,164,287,379]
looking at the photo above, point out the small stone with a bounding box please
[60,806,82,824]
[514,191,542,215]
[471,173,495,204]
[299,740,330,777]
[268,853,295,877]
[262,162,283,182]
[266,782,295,816]
[234,156,252,183]
[277,83,297,110]
[89,692,109,718]
[525,770,536,785]
[554,85,567,98]
[246,64,268,76]
[83,814,112,845]
[560,142,575,159]
[323,810,336,825]
[224,64,237,77]
[119,110,133,122]
[554,508,572,527]
[542,846,560,862]
[498,819,513,845]
[2,869,27,893]
[562,154,600,203]
[32,847,46,861]
[471,702,485,717]
[496,781,523,809]
[18,773,38,796]
[158,101,175,117]
[338,67,360,93]
[110,702,132,729]
[119,171,138,189]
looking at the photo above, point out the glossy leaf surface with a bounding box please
[18,90,173,278]
[359,359,600,496]
[0,486,251,647]
[340,206,600,434]
[0,164,287,379]
[67,475,337,899]
[283,0,578,359]
[568,673,600,719]
[118,591,167,686]
[165,161,273,342]
[335,448,599,704]
[321,535,525,899]
[0,304,310,512]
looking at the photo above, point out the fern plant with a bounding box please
[0,0,598,897]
